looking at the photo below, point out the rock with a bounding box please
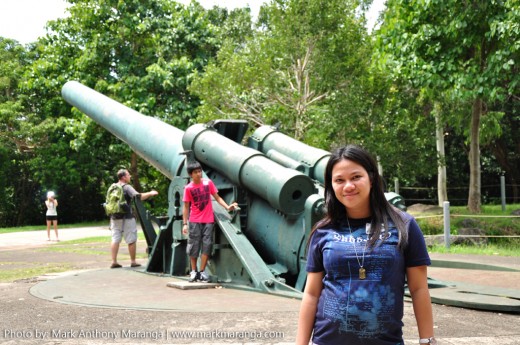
[407,204,443,214]
[453,227,488,245]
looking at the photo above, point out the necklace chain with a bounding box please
[346,217,368,279]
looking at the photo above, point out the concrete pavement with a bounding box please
[0,227,519,344]
[0,226,111,249]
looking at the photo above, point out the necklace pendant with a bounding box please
[359,267,366,280]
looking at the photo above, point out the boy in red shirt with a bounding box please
[182,161,238,282]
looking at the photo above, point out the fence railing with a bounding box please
[393,176,518,209]
[415,201,520,248]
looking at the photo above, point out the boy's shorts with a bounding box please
[110,217,138,244]
[186,223,214,257]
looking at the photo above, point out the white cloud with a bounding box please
[0,0,69,44]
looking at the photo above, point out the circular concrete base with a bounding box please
[29,268,302,312]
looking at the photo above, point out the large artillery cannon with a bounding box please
[62,80,327,298]
[61,81,520,313]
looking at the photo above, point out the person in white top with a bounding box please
[45,191,59,241]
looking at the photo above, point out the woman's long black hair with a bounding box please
[311,145,408,249]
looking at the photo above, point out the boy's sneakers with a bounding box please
[188,270,199,283]
[188,270,210,282]
[199,271,210,283]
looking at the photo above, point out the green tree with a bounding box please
[190,0,373,146]
[190,0,442,188]
[376,0,520,212]
[0,37,46,226]
[2,0,225,225]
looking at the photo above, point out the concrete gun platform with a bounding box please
[27,243,520,314]
[29,268,302,313]
[422,254,520,313]
[24,252,520,345]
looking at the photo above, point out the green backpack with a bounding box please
[104,183,127,216]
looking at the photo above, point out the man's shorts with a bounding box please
[186,223,214,257]
[110,217,138,244]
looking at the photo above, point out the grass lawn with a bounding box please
[0,220,107,234]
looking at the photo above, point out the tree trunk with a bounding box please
[434,104,448,206]
[130,152,141,192]
[467,98,482,213]
[491,139,519,203]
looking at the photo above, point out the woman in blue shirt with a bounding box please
[296,145,436,345]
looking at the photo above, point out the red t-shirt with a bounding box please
[183,179,218,223]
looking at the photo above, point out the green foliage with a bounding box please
[1,0,518,227]
[188,0,447,186]
[0,38,44,226]
[190,0,373,145]
[377,0,519,102]
[29,0,219,128]
[375,0,520,211]
[0,0,227,226]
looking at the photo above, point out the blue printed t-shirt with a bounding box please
[183,178,218,223]
[306,214,431,345]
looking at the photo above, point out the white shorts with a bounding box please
[110,217,138,244]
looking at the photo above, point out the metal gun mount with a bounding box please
[62,81,520,311]
[62,80,323,298]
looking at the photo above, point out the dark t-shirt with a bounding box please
[306,213,431,345]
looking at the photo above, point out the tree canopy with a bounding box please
[375,0,519,212]
[0,0,518,227]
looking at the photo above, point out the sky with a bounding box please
[0,0,384,45]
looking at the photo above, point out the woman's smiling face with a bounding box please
[331,158,372,218]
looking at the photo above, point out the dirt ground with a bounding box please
[0,235,132,272]
[0,229,519,345]
[0,236,299,344]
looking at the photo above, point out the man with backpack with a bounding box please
[108,168,158,269]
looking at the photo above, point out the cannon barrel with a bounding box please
[62,81,316,216]
[248,125,330,184]
[61,81,185,179]
[183,124,316,216]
